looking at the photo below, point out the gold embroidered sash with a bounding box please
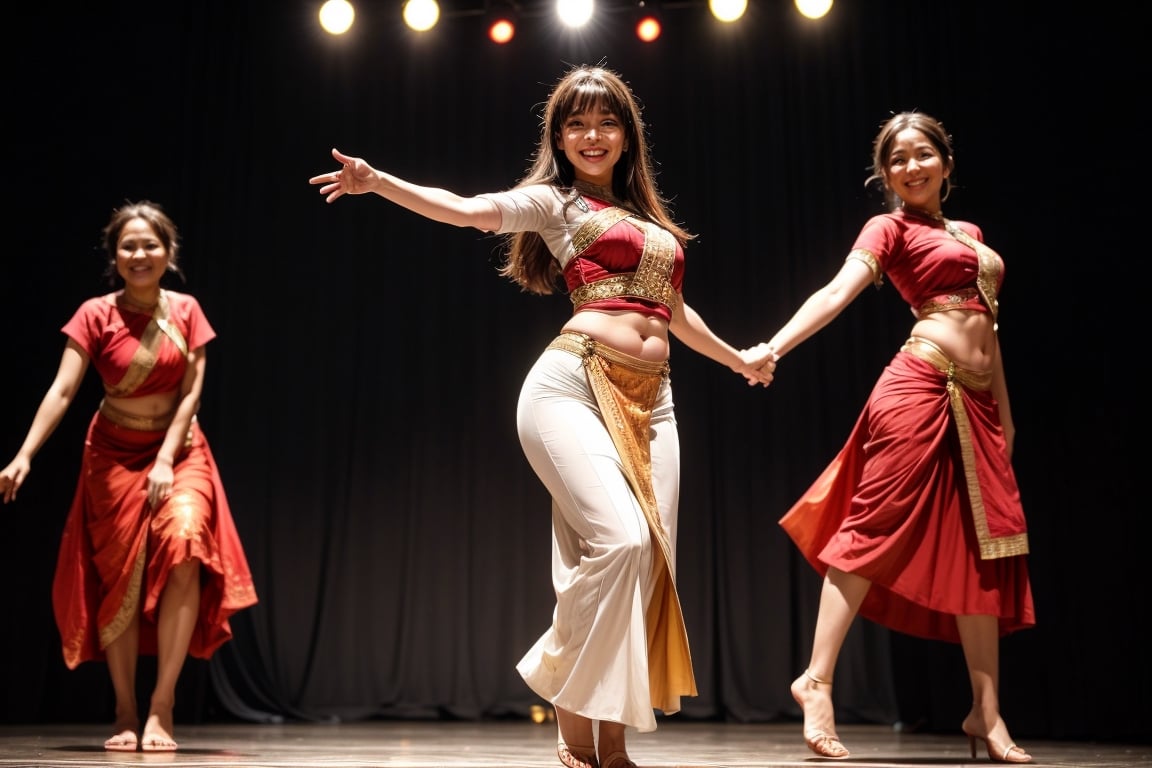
[546,332,697,710]
[901,336,1029,560]
[568,207,680,313]
[943,220,1002,327]
[106,290,188,397]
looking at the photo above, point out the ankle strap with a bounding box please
[804,669,833,685]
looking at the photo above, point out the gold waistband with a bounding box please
[900,336,991,391]
[547,332,669,376]
[98,399,176,431]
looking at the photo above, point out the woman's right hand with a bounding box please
[736,344,778,387]
[309,147,379,203]
[0,457,31,504]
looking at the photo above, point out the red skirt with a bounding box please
[780,350,1035,643]
[53,410,258,669]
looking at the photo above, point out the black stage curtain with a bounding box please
[1,0,1144,744]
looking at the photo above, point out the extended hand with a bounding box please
[0,457,31,504]
[309,147,377,203]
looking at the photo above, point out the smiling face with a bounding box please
[115,217,170,292]
[882,127,951,213]
[556,103,627,186]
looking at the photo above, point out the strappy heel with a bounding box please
[964,729,1032,763]
[791,669,850,759]
[558,740,599,768]
[599,751,637,768]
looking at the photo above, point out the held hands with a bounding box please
[0,457,31,504]
[734,344,778,387]
[309,148,378,203]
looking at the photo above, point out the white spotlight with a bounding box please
[556,0,594,28]
[319,0,355,35]
[709,0,747,23]
[403,0,441,31]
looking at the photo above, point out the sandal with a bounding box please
[792,669,850,759]
[600,751,637,768]
[558,740,598,768]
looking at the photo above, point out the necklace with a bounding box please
[572,179,626,208]
[119,290,161,314]
[900,205,945,222]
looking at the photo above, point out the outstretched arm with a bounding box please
[669,297,776,387]
[309,147,502,232]
[745,258,875,364]
[0,340,89,503]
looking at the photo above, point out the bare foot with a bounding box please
[791,671,849,759]
[141,709,178,752]
[104,726,138,752]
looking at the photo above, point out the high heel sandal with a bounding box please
[599,751,637,768]
[792,669,850,759]
[558,740,599,768]
[964,730,1032,763]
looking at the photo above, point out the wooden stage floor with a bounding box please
[0,720,1148,768]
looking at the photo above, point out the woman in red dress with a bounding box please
[747,112,1034,763]
[0,201,257,753]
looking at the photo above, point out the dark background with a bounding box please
[1,0,1144,744]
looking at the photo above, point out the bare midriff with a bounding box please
[910,309,997,371]
[562,309,671,362]
[104,391,181,419]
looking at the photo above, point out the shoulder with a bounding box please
[164,290,206,314]
[478,183,575,234]
[861,212,902,230]
[854,212,904,243]
[71,295,116,321]
[163,289,198,305]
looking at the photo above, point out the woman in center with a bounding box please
[310,64,774,768]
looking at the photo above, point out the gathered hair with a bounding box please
[101,199,185,285]
[865,111,956,210]
[498,64,695,295]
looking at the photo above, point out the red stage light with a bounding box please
[488,17,515,43]
[635,15,661,42]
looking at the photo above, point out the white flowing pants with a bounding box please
[515,345,679,733]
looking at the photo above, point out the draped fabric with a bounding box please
[780,349,1035,644]
[53,411,258,669]
[515,335,691,733]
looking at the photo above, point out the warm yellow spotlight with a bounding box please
[709,0,747,23]
[556,0,594,28]
[403,0,440,31]
[318,0,355,34]
[795,0,832,20]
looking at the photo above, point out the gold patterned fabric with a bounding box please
[545,333,697,710]
[900,336,1028,560]
[567,208,681,314]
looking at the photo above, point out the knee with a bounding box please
[166,558,201,590]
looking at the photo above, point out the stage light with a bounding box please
[634,1,663,43]
[318,0,355,35]
[486,1,519,44]
[403,0,440,31]
[709,0,747,23]
[556,0,594,29]
[795,0,832,19]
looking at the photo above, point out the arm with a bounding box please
[756,258,876,360]
[989,337,1015,459]
[669,297,776,386]
[0,339,89,503]
[145,345,208,509]
[309,147,503,232]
